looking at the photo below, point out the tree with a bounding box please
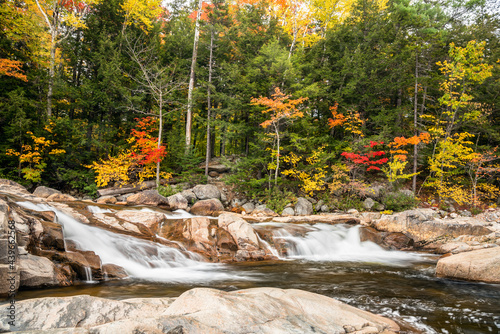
[251,87,307,186]
[33,0,102,117]
[185,0,203,153]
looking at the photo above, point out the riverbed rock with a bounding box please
[180,189,197,204]
[33,186,61,198]
[190,199,224,217]
[182,217,216,252]
[18,254,69,288]
[0,288,399,333]
[47,193,76,202]
[96,196,117,204]
[218,213,259,252]
[115,210,165,234]
[241,202,255,213]
[370,209,492,244]
[192,184,221,200]
[163,288,399,334]
[166,193,188,210]
[38,220,65,251]
[102,264,128,279]
[126,190,169,207]
[436,247,500,283]
[294,197,313,216]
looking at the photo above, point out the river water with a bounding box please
[16,202,500,333]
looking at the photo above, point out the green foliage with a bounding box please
[158,184,181,198]
[381,192,419,212]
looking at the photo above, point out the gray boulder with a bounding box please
[18,254,68,288]
[192,184,221,200]
[33,186,61,198]
[294,197,313,216]
[242,202,255,214]
[190,199,224,217]
[166,193,188,210]
[126,190,169,207]
[180,189,197,204]
[363,198,376,210]
[282,207,295,216]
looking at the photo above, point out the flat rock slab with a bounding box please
[242,214,360,225]
[0,288,399,334]
[436,246,500,283]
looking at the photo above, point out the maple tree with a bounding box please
[0,59,27,82]
[251,87,307,186]
[87,117,170,188]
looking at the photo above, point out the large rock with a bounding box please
[38,220,65,251]
[18,254,69,288]
[218,213,259,252]
[180,189,196,204]
[166,193,188,210]
[0,288,399,334]
[96,196,117,204]
[46,193,76,202]
[192,184,221,200]
[162,288,399,334]
[126,190,169,207]
[370,209,492,244]
[102,264,128,279]
[190,199,224,217]
[115,210,165,235]
[294,197,313,216]
[182,217,216,253]
[436,247,500,283]
[33,186,61,198]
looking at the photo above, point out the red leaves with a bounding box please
[342,141,387,172]
[129,117,166,165]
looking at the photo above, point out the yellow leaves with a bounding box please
[6,129,65,182]
[121,0,163,32]
[382,157,418,183]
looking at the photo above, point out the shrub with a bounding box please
[381,191,419,212]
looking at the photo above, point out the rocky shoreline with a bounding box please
[1,178,499,333]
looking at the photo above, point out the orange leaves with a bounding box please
[0,59,27,81]
[188,2,214,21]
[251,87,307,129]
[387,133,430,161]
[327,102,364,137]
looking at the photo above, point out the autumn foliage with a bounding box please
[87,117,170,187]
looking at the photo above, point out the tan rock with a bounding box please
[115,210,165,232]
[47,193,77,202]
[190,199,224,216]
[102,264,128,279]
[19,254,70,288]
[218,213,259,251]
[33,186,61,198]
[96,196,117,204]
[436,247,500,283]
[126,190,169,207]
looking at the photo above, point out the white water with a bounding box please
[87,205,114,214]
[261,223,422,265]
[18,201,251,283]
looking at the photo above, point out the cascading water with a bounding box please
[255,222,422,265]
[17,201,250,283]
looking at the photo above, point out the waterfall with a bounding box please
[83,266,95,283]
[17,201,250,283]
[258,223,422,265]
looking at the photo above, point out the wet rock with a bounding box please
[126,190,169,207]
[103,264,128,279]
[192,184,221,200]
[39,220,65,251]
[190,199,224,217]
[19,254,70,288]
[218,213,259,252]
[436,242,473,254]
[61,251,102,281]
[182,217,216,253]
[96,196,117,204]
[47,193,76,202]
[115,209,165,232]
[383,232,413,249]
[167,193,188,211]
[359,227,385,245]
[282,207,295,216]
[295,197,313,216]
[33,186,61,198]
[436,247,500,283]
[241,202,255,214]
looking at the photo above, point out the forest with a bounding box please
[1,0,499,212]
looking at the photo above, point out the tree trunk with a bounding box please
[205,31,214,177]
[186,0,203,154]
[412,55,419,193]
[274,125,280,187]
[47,32,57,118]
[156,93,163,188]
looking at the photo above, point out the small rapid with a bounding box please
[17,201,250,283]
[255,222,423,265]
